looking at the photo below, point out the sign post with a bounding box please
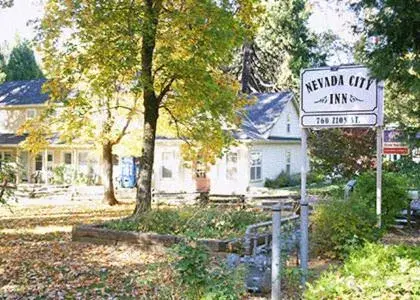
[376,127,383,227]
[300,128,308,284]
[298,65,384,285]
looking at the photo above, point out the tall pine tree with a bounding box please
[353,0,420,135]
[0,51,6,83]
[5,40,43,81]
[233,0,326,93]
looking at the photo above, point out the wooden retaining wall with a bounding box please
[72,224,238,253]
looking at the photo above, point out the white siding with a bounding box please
[269,101,300,138]
[208,144,249,194]
[248,142,301,187]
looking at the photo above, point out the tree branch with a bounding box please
[156,77,176,104]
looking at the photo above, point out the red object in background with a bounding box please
[383,147,410,155]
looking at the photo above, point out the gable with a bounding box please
[268,99,301,139]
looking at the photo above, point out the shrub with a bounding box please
[385,157,420,189]
[311,171,411,259]
[310,196,381,259]
[173,240,246,299]
[351,171,410,227]
[104,207,270,239]
[305,243,420,299]
[265,172,326,189]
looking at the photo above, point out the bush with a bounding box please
[311,171,410,259]
[104,207,270,239]
[310,196,381,259]
[172,240,246,299]
[351,171,410,227]
[385,157,420,189]
[305,243,420,299]
[265,171,326,189]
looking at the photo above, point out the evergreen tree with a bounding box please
[233,0,326,93]
[0,51,5,83]
[5,40,43,81]
[353,0,420,133]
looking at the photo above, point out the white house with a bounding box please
[152,92,302,194]
[0,80,302,194]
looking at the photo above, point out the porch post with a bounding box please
[72,149,77,184]
[28,152,32,183]
[15,149,21,184]
[43,149,49,185]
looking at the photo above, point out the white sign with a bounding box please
[300,65,383,128]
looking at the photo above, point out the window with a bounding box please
[286,113,291,133]
[26,109,37,120]
[35,154,43,171]
[250,152,262,181]
[162,152,176,179]
[78,152,89,166]
[47,153,54,171]
[2,151,12,162]
[286,151,291,175]
[63,152,72,165]
[226,152,238,180]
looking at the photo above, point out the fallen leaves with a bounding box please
[0,200,177,299]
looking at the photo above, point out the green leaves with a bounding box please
[354,0,420,131]
[305,243,420,299]
[4,40,43,81]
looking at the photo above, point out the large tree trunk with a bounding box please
[133,0,159,217]
[102,142,119,206]
[241,41,252,94]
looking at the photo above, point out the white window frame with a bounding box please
[226,151,238,180]
[250,151,262,182]
[286,113,291,133]
[161,151,176,180]
[35,154,43,171]
[26,109,37,120]
[1,151,12,161]
[47,152,54,171]
[286,151,291,175]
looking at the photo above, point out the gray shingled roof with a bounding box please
[235,92,294,140]
[0,79,48,106]
[0,134,27,145]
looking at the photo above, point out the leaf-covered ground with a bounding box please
[0,200,180,299]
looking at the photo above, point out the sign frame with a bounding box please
[299,65,383,128]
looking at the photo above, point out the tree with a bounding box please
[308,128,376,178]
[39,0,260,215]
[0,0,13,8]
[0,51,6,83]
[5,40,43,81]
[232,0,326,93]
[0,158,18,206]
[352,0,420,133]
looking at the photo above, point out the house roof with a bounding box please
[235,92,294,140]
[0,133,27,145]
[0,79,48,106]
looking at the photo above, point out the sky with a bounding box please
[0,0,357,64]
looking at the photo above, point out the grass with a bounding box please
[104,206,271,239]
